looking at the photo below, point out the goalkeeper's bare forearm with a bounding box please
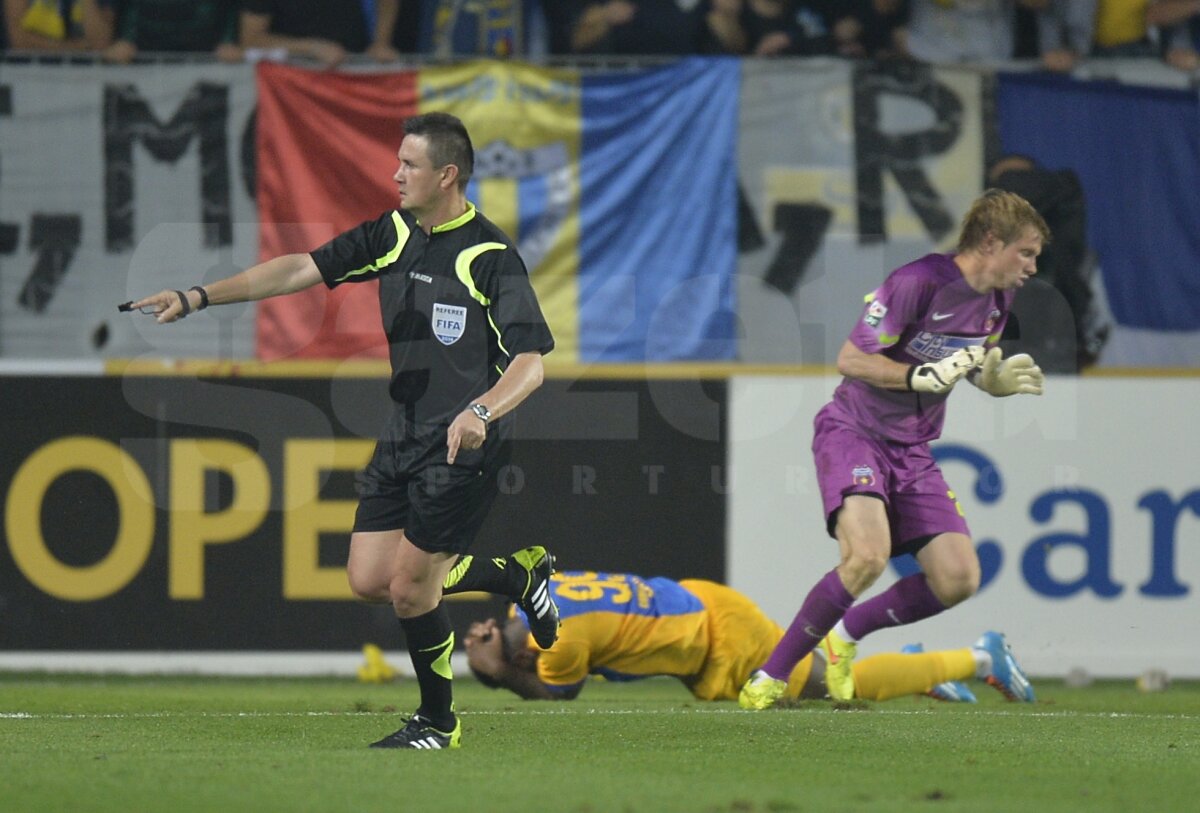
[835,340,914,390]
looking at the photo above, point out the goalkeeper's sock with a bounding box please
[842,573,946,640]
[972,646,992,678]
[832,619,858,644]
[760,569,854,679]
[854,648,976,701]
[398,604,455,731]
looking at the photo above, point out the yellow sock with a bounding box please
[852,648,975,701]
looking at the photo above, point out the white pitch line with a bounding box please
[2,708,1197,721]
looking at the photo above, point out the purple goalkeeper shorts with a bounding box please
[811,406,970,551]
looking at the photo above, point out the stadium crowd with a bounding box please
[3,0,1200,72]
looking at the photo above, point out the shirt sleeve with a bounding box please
[480,247,556,357]
[847,267,934,355]
[537,639,590,691]
[309,211,409,289]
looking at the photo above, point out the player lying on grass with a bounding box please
[464,570,1034,704]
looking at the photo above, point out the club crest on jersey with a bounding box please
[851,465,875,486]
[864,300,888,328]
[432,303,467,346]
[984,308,1001,332]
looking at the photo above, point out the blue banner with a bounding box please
[996,73,1200,332]
[579,58,741,361]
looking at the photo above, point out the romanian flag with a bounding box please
[255,59,740,363]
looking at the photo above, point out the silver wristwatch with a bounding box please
[469,403,491,424]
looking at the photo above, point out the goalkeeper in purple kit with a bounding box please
[740,189,1049,709]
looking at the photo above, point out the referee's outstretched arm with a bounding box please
[121,253,323,324]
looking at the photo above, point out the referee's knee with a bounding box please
[346,567,390,603]
[388,578,439,618]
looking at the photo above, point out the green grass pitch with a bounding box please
[2,673,1198,813]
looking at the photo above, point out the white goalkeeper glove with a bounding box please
[972,347,1045,396]
[906,346,985,394]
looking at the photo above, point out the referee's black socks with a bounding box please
[398,604,455,730]
[442,554,524,599]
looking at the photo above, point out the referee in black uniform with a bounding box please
[126,112,559,750]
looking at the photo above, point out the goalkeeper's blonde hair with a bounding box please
[957,189,1051,252]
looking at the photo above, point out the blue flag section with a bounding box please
[579,58,740,361]
[995,73,1200,332]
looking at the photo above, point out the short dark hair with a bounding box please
[402,112,474,190]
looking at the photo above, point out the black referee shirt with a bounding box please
[310,204,555,429]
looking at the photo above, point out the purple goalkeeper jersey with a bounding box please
[825,253,1014,445]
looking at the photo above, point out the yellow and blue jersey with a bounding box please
[513,571,814,700]
[512,571,709,694]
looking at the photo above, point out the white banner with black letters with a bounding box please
[736,59,991,366]
[0,63,259,360]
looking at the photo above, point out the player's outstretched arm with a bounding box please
[968,347,1045,397]
[119,253,323,324]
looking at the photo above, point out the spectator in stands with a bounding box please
[722,0,890,56]
[539,0,581,54]
[101,0,240,63]
[1092,0,1199,70]
[736,0,803,56]
[408,0,547,58]
[239,0,400,68]
[560,0,744,56]
[900,0,1056,65]
[735,1,909,59]
[389,0,420,54]
[708,0,750,53]
[812,0,910,60]
[1093,0,1156,56]
[988,154,1110,371]
[3,0,112,51]
[1029,0,1097,72]
[1147,0,1200,70]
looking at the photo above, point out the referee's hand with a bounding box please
[120,289,194,323]
[446,408,486,464]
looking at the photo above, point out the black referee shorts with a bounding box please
[353,417,511,555]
